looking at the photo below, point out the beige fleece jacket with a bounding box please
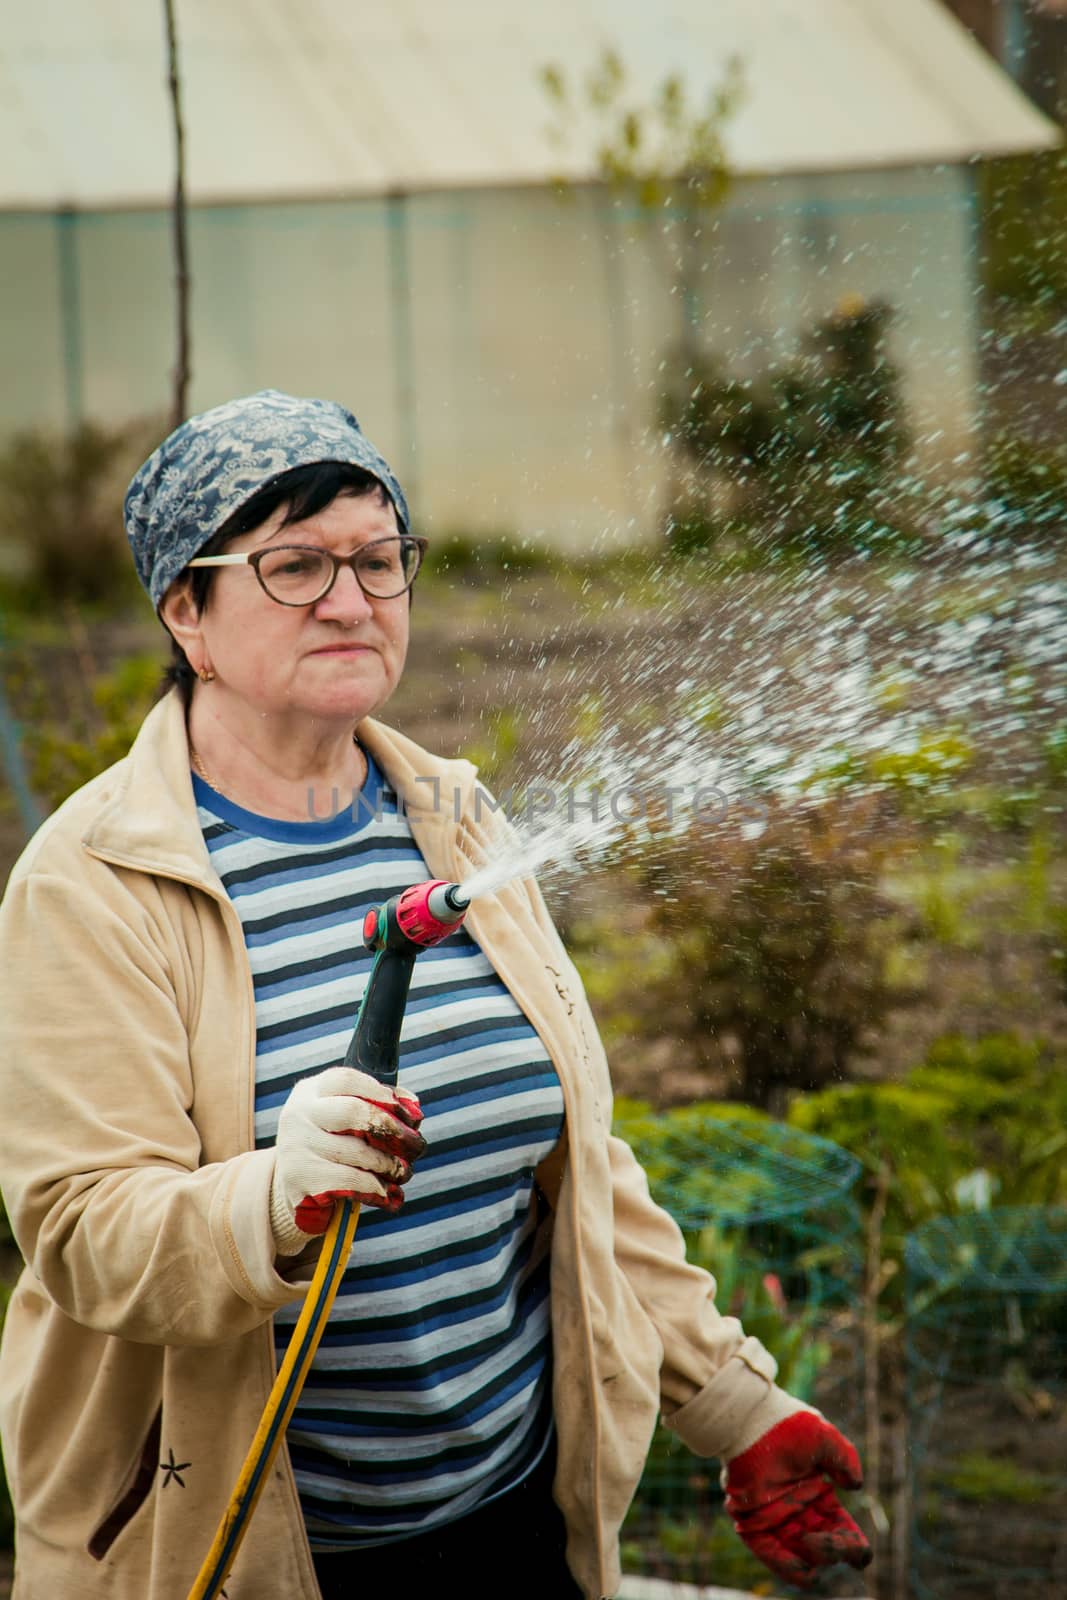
[0,691,783,1600]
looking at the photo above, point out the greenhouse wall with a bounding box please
[0,164,977,546]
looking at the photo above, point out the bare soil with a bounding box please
[0,553,1065,1599]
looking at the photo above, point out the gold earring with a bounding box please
[197,667,216,684]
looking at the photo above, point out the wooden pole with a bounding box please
[163,0,191,428]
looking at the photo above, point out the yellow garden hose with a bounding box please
[186,1198,360,1600]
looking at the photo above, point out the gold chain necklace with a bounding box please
[188,737,366,798]
[189,745,218,792]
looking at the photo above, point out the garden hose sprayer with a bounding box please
[188,878,472,1600]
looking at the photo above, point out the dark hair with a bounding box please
[160,461,397,700]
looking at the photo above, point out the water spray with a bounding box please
[188,878,472,1600]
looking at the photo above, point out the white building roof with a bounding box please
[0,0,1058,211]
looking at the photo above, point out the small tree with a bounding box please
[541,48,743,214]
[540,55,917,559]
[540,48,743,364]
[162,0,191,427]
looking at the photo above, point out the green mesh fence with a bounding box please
[905,1207,1067,1600]
[613,1103,864,1593]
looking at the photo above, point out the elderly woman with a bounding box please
[0,392,869,1600]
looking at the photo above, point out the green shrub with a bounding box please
[632,795,917,1106]
[980,149,1067,306]
[811,731,975,813]
[663,505,721,557]
[688,1222,833,1400]
[27,653,161,811]
[789,1033,1067,1307]
[0,419,157,609]
[615,1097,795,1229]
[614,1097,844,1369]
[659,297,916,559]
[985,432,1067,538]
[662,300,907,477]
[423,533,551,580]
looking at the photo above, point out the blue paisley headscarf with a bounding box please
[124,390,410,608]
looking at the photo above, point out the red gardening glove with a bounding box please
[723,1411,872,1590]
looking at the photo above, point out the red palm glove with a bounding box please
[723,1411,872,1591]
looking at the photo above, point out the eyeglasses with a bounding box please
[187,536,428,605]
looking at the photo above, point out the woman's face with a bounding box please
[185,490,411,726]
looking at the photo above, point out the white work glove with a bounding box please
[268,1066,426,1255]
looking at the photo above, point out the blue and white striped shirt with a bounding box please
[193,753,565,1547]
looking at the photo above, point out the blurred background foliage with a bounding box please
[1,16,1067,1589]
[791,1034,1067,1309]
[982,148,1067,308]
[660,297,916,559]
[0,420,158,611]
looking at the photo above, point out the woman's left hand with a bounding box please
[723,1411,872,1590]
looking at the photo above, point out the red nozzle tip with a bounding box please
[395,879,469,947]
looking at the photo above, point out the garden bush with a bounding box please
[422,532,552,581]
[980,148,1067,307]
[659,297,916,558]
[629,794,918,1107]
[789,1033,1067,1310]
[26,653,161,812]
[984,431,1067,539]
[0,419,157,608]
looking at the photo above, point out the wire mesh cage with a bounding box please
[614,1104,865,1593]
[905,1207,1067,1600]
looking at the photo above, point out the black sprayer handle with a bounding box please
[341,882,467,1089]
[342,945,417,1089]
